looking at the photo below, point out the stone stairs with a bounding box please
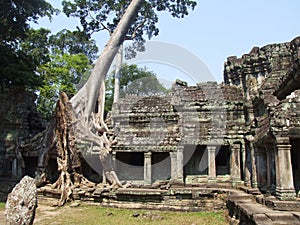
[227,187,300,225]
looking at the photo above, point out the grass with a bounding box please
[0,202,5,210]
[36,204,229,225]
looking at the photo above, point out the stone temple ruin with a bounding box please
[0,36,300,222]
[107,36,299,201]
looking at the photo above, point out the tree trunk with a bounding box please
[113,44,123,104]
[35,0,144,205]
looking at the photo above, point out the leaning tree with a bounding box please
[35,0,197,205]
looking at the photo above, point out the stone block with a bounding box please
[5,176,37,225]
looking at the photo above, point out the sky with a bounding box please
[33,0,300,85]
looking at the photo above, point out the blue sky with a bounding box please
[34,0,300,85]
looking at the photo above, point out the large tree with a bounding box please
[34,0,197,206]
[0,0,57,89]
[62,0,197,102]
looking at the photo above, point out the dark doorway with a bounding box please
[256,148,268,192]
[46,158,59,183]
[81,156,103,183]
[24,156,38,177]
[290,138,300,196]
[216,146,230,176]
[152,152,170,182]
[184,145,208,176]
[116,152,144,181]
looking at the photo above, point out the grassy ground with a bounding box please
[34,204,229,225]
[0,202,5,209]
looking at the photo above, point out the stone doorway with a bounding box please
[116,152,144,181]
[256,146,276,193]
[216,146,230,176]
[152,152,171,182]
[183,145,208,181]
[290,138,300,196]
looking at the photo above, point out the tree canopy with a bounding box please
[0,0,56,89]
[62,0,197,57]
[37,52,91,119]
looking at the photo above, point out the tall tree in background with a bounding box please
[49,29,99,63]
[0,0,56,89]
[37,52,91,119]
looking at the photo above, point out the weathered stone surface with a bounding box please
[0,88,45,179]
[5,176,37,225]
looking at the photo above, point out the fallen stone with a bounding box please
[132,212,140,217]
[70,202,80,208]
[5,176,37,225]
[142,211,164,220]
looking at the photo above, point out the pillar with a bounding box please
[144,152,152,185]
[230,143,241,185]
[176,147,184,183]
[275,137,295,200]
[266,148,271,189]
[103,151,117,184]
[208,145,216,182]
[244,144,252,186]
[112,151,116,169]
[170,151,177,180]
[12,159,18,179]
[241,145,246,184]
[250,143,258,188]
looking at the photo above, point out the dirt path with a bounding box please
[0,209,5,224]
[0,203,66,224]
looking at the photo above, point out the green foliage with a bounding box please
[0,0,57,43]
[0,0,56,89]
[37,52,90,119]
[49,29,99,62]
[105,64,168,111]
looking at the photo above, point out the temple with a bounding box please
[0,36,299,202]
[107,36,300,200]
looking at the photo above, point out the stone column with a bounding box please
[112,151,116,169]
[275,137,295,200]
[103,151,117,184]
[208,145,217,183]
[11,159,17,179]
[144,152,152,185]
[170,151,177,180]
[244,144,252,186]
[266,148,271,189]
[250,143,258,188]
[176,146,184,183]
[230,143,241,185]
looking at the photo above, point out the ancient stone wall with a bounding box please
[0,87,45,178]
[224,36,300,199]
